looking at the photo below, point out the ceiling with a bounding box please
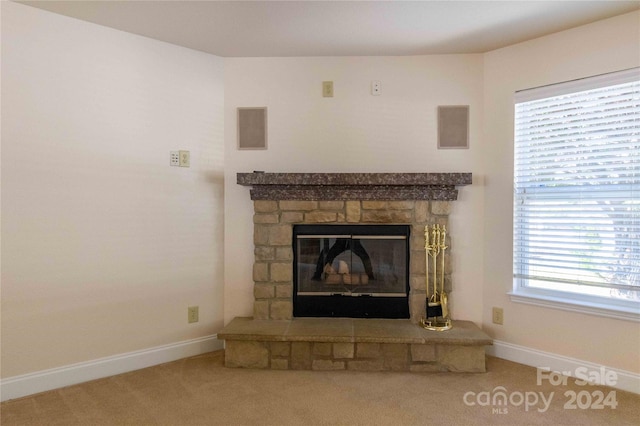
[18,1,640,57]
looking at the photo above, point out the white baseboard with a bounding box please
[4,336,636,401]
[487,339,640,395]
[1,334,223,402]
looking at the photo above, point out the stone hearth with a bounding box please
[219,317,492,372]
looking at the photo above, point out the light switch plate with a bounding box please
[322,81,334,97]
[170,151,180,166]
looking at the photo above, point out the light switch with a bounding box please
[322,81,334,98]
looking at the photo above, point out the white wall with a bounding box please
[1,2,225,378]
[483,11,640,373]
[224,55,485,325]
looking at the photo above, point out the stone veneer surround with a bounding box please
[239,173,472,323]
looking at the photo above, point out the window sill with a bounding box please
[509,289,640,322]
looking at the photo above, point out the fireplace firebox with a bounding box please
[293,224,410,318]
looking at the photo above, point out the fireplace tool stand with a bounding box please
[420,224,452,331]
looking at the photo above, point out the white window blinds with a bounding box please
[514,68,640,301]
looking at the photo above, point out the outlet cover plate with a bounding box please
[492,307,503,325]
[188,306,199,323]
[179,150,190,167]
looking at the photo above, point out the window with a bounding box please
[512,68,640,320]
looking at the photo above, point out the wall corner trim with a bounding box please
[0,334,223,402]
[487,339,640,395]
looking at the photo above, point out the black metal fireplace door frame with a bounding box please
[293,224,410,318]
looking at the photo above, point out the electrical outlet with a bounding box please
[188,306,199,323]
[179,150,190,167]
[322,81,334,97]
[170,151,180,166]
[492,307,504,325]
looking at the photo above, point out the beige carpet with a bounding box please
[2,351,638,425]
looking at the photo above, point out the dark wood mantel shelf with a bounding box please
[237,172,472,201]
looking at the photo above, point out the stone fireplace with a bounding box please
[218,172,492,373]
[237,172,472,324]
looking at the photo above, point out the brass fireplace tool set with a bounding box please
[420,224,452,331]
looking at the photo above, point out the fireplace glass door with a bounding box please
[293,224,410,318]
